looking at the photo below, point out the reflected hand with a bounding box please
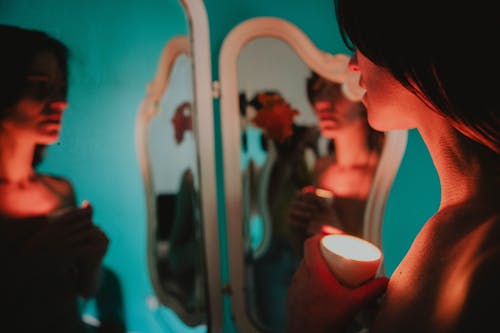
[70,201,109,262]
[288,185,341,236]
[67,201,110,297]
[14,204,95,273]
[14,202,109,297]
[286,234,389,333]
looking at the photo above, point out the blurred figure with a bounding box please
[92,267,127,333]
[288,70,383,239]
[164,168,205,312]
[0,24,109,332]
[245,90,317,333]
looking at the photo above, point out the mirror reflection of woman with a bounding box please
[288,70,383,238]
[0,25,109,332]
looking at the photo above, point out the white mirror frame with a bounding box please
[219,16,407,333]
[135,0,222,330]
[135,35,196,324]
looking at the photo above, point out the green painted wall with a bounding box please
[0,1,198,332]
[1,0,440,332]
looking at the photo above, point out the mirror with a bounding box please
[219,17,407,333]
[136,35,205,325]
[135,0,222,330]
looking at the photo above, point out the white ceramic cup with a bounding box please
[320,234,382,288]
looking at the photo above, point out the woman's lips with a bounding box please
[320,120,341,131]
[43,114,62,123]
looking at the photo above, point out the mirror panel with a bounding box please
[220,17,407,333]
[135,0,221,330]
[181,0,223,331]
[136,36,206,325]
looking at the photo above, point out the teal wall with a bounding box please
[0,1,197,332]
[1,0,441,332]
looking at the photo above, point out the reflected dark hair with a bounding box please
[306,71,384,152]
[0,24,69,166]
[334,0,499,153]
[306,71,339,106]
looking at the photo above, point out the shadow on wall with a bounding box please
[83,266,127,333]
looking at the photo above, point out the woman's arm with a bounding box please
[46,176,110,298]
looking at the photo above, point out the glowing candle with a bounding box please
[314,187,334,204]
[320,234,382,288]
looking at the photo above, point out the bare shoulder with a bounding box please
[38,173,77,206]
[370,208,499,333]
[469,213,500,277]
[457,214,500,331]
[445,212,500,332]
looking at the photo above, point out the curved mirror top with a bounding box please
[219,17,407,333]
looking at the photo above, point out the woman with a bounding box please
[286,2,499,333]
[0,24,109,332]
[288,71,383,238]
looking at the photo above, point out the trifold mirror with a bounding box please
[135,0,221,331]
[219,17,407,333]
[136,2,407,332]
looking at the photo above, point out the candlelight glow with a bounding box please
[321,225,343,235]
[320,234,383,287]
[321,234,381,261]
[314,188,334,199]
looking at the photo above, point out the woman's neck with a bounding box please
[0,135,37,184]
[418,115,498,210]
[332,124,373,168]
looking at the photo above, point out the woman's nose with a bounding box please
[348,52,360,72]
[49,100,68,112]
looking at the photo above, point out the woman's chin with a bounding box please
[38,130,61,144]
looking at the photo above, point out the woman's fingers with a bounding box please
[353,276,389,304]
[21,206,94,254]
[49,205,92,225]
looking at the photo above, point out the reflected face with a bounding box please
[349,50,424,131]
[2,50,68,145]
[313,89,365,139]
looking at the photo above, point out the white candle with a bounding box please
[320,234,382,288]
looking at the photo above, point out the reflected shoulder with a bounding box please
[38,173,77,206]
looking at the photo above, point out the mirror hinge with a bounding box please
[212,80,221,99]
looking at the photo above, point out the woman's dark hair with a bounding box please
[306,71,338,107]
[0,24,69,166]
[333,0,499,153]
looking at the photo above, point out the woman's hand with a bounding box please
[288,185,341,236]
[12,205,94,271]
[285,234,388,333]
[66,201,110,298]
[14,202,109,297]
